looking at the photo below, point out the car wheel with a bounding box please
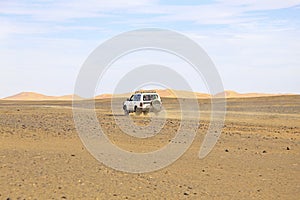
[123,105,129,116]
[151,99,161,113]
[135,106,142,116]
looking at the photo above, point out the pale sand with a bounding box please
[0,95,299,199]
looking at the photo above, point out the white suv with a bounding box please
[123,90,162,115]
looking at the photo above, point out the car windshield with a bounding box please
[143,94,158,101]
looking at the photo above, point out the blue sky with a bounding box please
[0,0,300,98]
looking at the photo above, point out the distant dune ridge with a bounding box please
[2,92,74,101]
[3,92,58,101]
[213,90,294,98]
[1,90,296,101]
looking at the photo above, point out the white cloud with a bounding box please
[216,0,300,10]
[1,0,299,36]
[0,0,299,96]
[0,0,157,21]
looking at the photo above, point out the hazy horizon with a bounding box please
[2,88,298,100]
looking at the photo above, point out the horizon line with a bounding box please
[1,89,299,101]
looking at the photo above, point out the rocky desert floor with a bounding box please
[0,96,299,199]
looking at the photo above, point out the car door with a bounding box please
[133,94,141,109]
[128,95,134,111]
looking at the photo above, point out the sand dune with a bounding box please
[214,90,293,98]
[2,90,296,101]
[3,92,57,101]
[95,93,131,99]
[156,89,211,98]
[3,92,75,101]
[95,94,113,99]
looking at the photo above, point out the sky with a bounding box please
[0,0,300,98]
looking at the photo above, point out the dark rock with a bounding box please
[262,150,267,153]
[225,149,229,152]
[287,147,290,150]
[184,192,189,195]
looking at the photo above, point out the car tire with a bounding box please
[123,105,129,116]
[135,106,142,116]
[151,99,161,113]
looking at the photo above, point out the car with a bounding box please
[123,90,162,115]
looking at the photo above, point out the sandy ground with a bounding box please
[0,96,299,199]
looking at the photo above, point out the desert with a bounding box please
[2,1,300,199]
[0,93,299,199]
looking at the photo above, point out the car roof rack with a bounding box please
[135,90,157,94]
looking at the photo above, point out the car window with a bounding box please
[143,94,158,101]
[129,95,134,101]
[152,94,158,100]
[134,94,141,101]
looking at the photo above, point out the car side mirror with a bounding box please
[127,98,130,101]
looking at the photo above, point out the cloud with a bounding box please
[0,0,299,97]
[216,0,300,10]
[0,0,157,21]
[1,0,299,36]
